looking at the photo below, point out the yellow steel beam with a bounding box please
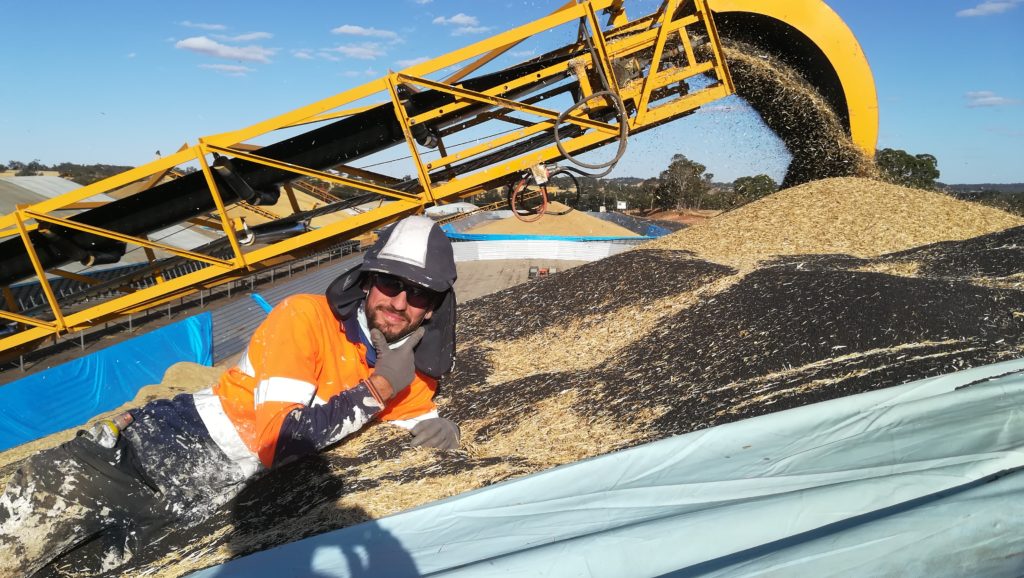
[0,200,419,353]
[399,73,620,136]
[605,0,629,26]
[187,216,229,229]
[426,120,557,172]
[283,184,302,213]
[405,57,579,127]
[0,148,197,232]
[203,1,613,151]
[635,0,680,123]
[700,0,735,94]
[583,1,621,91]
[386,74,436,204]
[289,103,385,127]
[0,308,55,330]
[635,82,732,126]
[25,211,235,269]
[13,209,66,332]
[333,164,401,185]
[57,202,108,210]
[204,144,422,202]
[603,14,699,62]
[142,246,167,284]
[196,145,249,270]
[1,286,18,314]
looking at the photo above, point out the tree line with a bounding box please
[2,160,133,186]
[9,149,1018,216]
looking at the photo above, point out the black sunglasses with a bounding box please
[371,273,439,309]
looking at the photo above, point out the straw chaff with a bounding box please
[720,40,877,188]
[644,177,1024,268]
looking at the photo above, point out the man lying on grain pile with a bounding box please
[0,215,461,576]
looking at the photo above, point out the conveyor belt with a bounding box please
[0,51,580,288]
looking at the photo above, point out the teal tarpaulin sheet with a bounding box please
[189,357,1024,578]
[0,312,212,452]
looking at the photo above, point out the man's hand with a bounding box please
[411,418,460,450]
[370,327,424,398]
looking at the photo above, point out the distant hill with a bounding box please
[940,184,1024,216]
[941,183,1024,194]
[2,161,134,186]
[51,163,135,186]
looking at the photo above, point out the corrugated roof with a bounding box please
[0,176,81,206]
[0,179,49,213]
[0,175,224,272]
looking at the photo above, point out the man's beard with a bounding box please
[366,303,424,342]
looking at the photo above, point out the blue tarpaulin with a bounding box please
[189,357,1024,578]
[0,313,213,452]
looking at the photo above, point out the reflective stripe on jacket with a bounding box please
[205,294,437,468]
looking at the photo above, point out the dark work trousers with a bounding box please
[0,394,247,577]
[0,433,169,577]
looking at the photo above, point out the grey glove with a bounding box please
[370,327,424,396]
[411,417,461,450]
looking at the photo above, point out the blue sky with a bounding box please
[0,0,1021,184]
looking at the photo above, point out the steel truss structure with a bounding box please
[0,0,877,359]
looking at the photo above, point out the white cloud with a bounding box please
[396,56,430,67]
[510,49,536,58]
[215,31,273,42]
[414,0,433,4]
[331,24,399,42]
[180,20,226,31]
[292,49,315,60]
[965,90,1022,107]
[453,26,492,36]
[126,52,137,59]
[343,67,378,77]
[433,13,480,26]
[200,63,255,76]
[326,43,386,60]
[175,36,275,63]
[433,13,490,35]
[956,0,1022,16]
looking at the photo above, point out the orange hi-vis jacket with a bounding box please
[194,294,437,473]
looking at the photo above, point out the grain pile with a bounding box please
[20,177,1014,577]
[465,201,638,237]
[645,177,1024,268]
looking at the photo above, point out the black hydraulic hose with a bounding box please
[553,90,629,175]
[547,168,582,212]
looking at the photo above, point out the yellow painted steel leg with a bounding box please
[386,74,435,205]
[196,144,249,270]
[1,286,19,314]
[12,209,65,332]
